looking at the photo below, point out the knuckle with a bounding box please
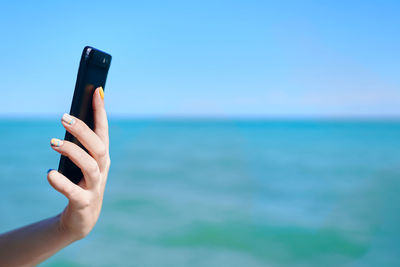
[64,185,76,198]
[79,196,90,208]
[97,144,107,158]
[74,120,85,134]
[60,141,73,155]
[87,160,100,175]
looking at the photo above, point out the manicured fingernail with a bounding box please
[62,113,75,125]
[98,87,104,100]
[50,138,63,147]
[47,168,55,174]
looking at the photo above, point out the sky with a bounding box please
[0,0,399,118]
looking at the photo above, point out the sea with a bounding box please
[0,119,399,267]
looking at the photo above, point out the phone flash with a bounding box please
[103,58,106,63]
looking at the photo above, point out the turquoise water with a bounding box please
[0,119,399,266]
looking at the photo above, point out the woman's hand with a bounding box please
[0,87,110,266]
[48,86,110,241]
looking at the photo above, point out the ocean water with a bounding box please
[0,119,399,266]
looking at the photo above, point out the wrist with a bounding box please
[54,213,82,243]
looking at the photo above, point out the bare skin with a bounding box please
[0,87,110,266]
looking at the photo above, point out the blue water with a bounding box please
[0,119,399,266]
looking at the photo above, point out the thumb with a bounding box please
[92,87,109,147]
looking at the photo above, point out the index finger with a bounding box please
[93,87,109,148]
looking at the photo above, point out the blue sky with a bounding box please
[0,0,399,117]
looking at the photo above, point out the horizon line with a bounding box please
[0,113,399,122]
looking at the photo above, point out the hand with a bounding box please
[0,87,110,266]
[47,87,110,241]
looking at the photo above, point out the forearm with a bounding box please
[0,88,109,266]
[0,214,76,267]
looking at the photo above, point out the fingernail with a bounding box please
[50,138,63,147]
[47,168,55,174]
[98,87,104,100]
[62,113,75,125]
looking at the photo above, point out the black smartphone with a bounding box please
[58,46,112,184]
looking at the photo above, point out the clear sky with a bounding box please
[0,0,399,118]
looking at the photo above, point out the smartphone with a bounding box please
[58,46,112,184]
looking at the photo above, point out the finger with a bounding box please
[93,87,109,148]
[61,113,107,169]
[50,138,100,188]
[47,169,84,203]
